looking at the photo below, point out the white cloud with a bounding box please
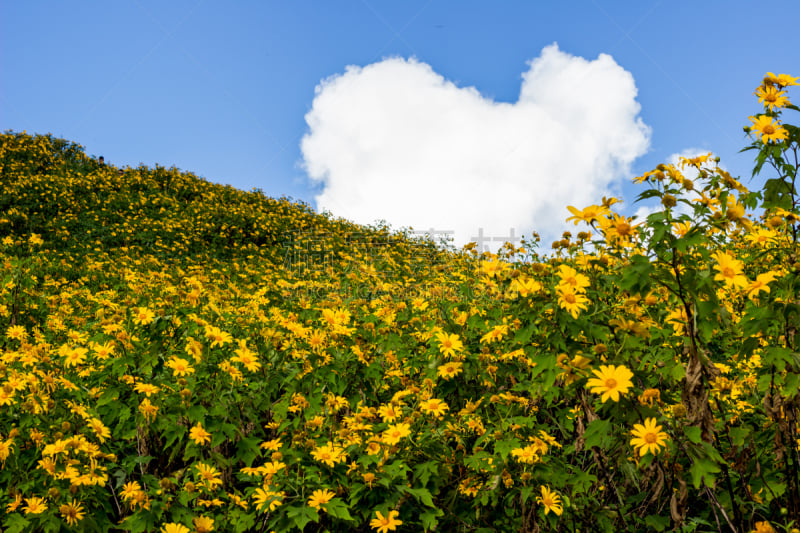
[300,43,651,251]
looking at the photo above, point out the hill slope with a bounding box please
[1,100,800,533]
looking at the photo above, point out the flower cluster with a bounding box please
[0,72,798,531]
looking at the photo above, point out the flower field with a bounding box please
[1,73,799,532]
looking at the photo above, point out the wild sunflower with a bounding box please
[586,365,634,402]
[749,115,789,144]
[311,442,345,468]
[630,418,670,456]
[712,251,749,289]
[307,488,335,509]
[59,500,85,525]
[566,204,609,225]
[189,423,212,446]
[536,485,563,516]
[370,510,403,533]
[419,398,449,417]
[23,496,47,514]
[437,361,463,380]
[382,423,411,445]
[764,72,799,87]
[435,332,463,358]
[161,524,190,533]
[556,286,590,319]
[193,516,215,533]
[755,85,790,110]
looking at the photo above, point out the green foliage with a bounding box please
[1,74,800,532]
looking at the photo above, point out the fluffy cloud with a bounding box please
[301,43,650,251]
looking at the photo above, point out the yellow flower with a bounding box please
[557,265,590,293]
[598,213,638,246]
[63,346,88,367]
[166,356,195,377]
[712,251,749,289]
[193,516,215,533]
[120,481,143,500]
[307,488,335,509]
[253,487,284,511]
[134,382,161,396]
[749,115,789,144]
[232,340,261,372]
[87,417,111,443]
[480,324,510,344]
[566,204,609,225]
[23,496,48,514]
[370,509,403,533]
[419,398,449,417]
[752,520,775,533]
[747,271,779,301]
[437,361,463,380]
[435,332,463,358]
[6,325,26,341]
[311,442,346,468]
[764,72,799,88]
[133,307,155,326]
[204,326,232,348]
[195,463,223,490]
[189,423,212,446]
[756,85,790,110]
[0,438,15,464]
[378,404,400,422]
[59,500,85,526]
[511,445,541,464]
[536,485,563,516]
[556,286,590,319]
[6,493,22,512]
[586,365,634,403]
[630,418,670,456]
[382,422,411,445]
[139,398,159,421]
[745,227,777,246]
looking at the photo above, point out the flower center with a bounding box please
[644,432,658,444]
[763,124,775,135]
[564,293,576,304]
[605,378,617,389]
[722,267,736,278]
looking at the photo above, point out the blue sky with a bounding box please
[2,1,799,248]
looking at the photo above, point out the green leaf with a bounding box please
[684,426,702,444]
[494,438,522,460]
[644,514,671,531]
[421,508,444,531]
[514,322,536,344]
[730,427,750,447]
[287,505,319,530]
[520,485,535,503]
[414,461,439,487]
[324,499,354,521]
[690,457,721,489]
[97,386,121,407]
[399,485,435,507]
[2,514,30,533]
[236,436,262,467]
[583,419,612,449]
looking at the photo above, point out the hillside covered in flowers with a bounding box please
[1,72,800,532]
